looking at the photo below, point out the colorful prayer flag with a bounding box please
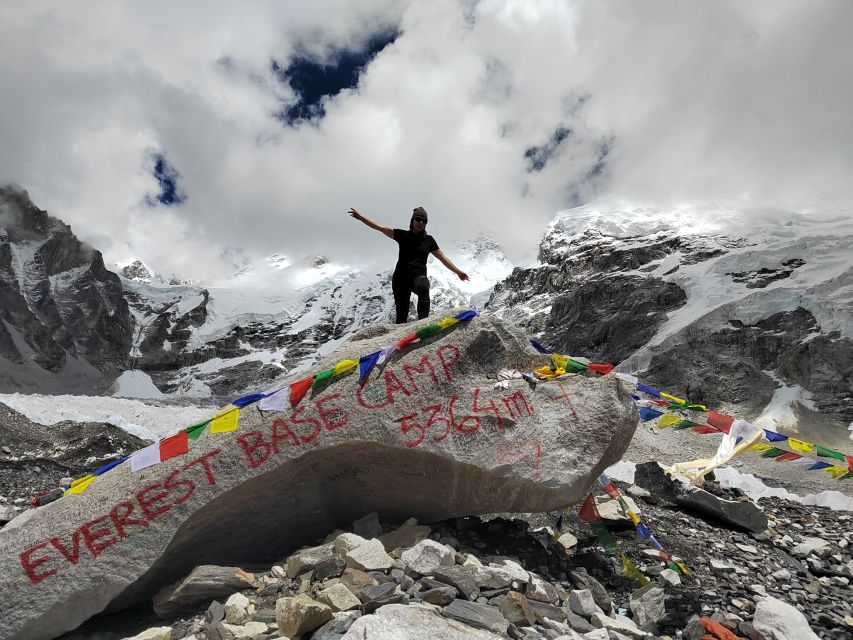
[760,447,787,458]
[614,373,639,385]
[232,393,265,408]
[639,407,664,421]
[359,351,381,384]
[454,309,478,321]
[660,392,686,405]
[808,461,832,471]
[749,443,773,454]
[186,421,209,439]
[312,369,334,388]
[160,432,189,461]
[93,458,126,476]
[130,443,160,472]
[333,359,358,376]
[706,411,733,433]
[377,344,396,364]
[415,323,441,339]
[622,554,650,586]
[691,425,721,435]
[529,339,552,354]
[657,414,682,428]
[64,475,96,496]
[588,363,613,375]
[814,445,845,461]
[787,438,814,454]
[637,383,661,397]
[774,452,802,462]
[289,376,314,407]
[258,388,288,411]
[823,466,849,479]
[438,316,459,330]
[764,430,789,442]
[395,333,419,349]
[210,408,239,433]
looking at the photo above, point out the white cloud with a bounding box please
[1,0,851,283]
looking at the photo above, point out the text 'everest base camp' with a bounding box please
[0,313,637,640]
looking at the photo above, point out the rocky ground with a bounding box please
[50,474,852,640]
[0,402,148,521]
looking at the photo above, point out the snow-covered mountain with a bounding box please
[487,199,853,448]
[2,184,851,449]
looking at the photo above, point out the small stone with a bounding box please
[220,621,268,639]
[568,590,601,618]
[442,599,510,634]
[498,592,536,626]
[735,543,758,554]
[334,532,369,555]
[659,569,681,587]
[420,586,457,606]
[275,594,333,638]
[556,532,578,552]
[401,539,455,574]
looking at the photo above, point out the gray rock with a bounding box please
[752,595,820,640]
[791,537,832,559]
[528,600,568,624]
[378,518,431,552]
[353,512,382,539]
[152,565,255,618]
[286,542,336,578]
[275,594,333,638]
[401,539,455,575]
[432,566,481,601]
[569,589,603,618]
[0,313,637,640]
[314,554,348,582]
[566,610,594,633]
[498,592,536,626]
[525,574,559,604]
[317,583,361,612]
[629,585,665,632]
[345,539,394,572]
[313,611,362,640]
[339,568,379,598]
[569,569,612,614]
[342,603,503,639]
[633,462,768,532]
[443,599,510,634]
[420,586,457,606]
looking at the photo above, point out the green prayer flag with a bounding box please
[186,421,209,440]
[590,521,618,553]
[311,369,334,389]
[567,359,588,373]
[415,323,441,339]
[760,447,787,458]
[815,445,846,461]
[672,420,696,430]
[841,472,853,480]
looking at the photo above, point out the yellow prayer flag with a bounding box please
[660,392,686,405]
[333,359,358,376]
[787,438,814,454]
[213,405,238,420]
[675,561,689,575]
[210,408,240,433]
[749,443,773,454]
[657,414,682,428]
[64,475,96,496]
[621,554,650,586]
[627,510,641,526]
[552,353,569,370]
[437,317,459,330]
[823,465,848,479]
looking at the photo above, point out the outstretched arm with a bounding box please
[348,208,394,240]
[432,249,469,281]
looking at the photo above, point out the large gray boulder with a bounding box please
[0,311,637,640]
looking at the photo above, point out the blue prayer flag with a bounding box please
[93,457,127,476]
[635,523,652,540]
[454,309,478,322]
[639,407,664,421]
[808,461,832,471]
[763,429,789,442]
[529,339,552,354]
[232,393,266,407]
[359,351,382,384]
[637,383,661,397]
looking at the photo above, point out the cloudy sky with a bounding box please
[1,0,851,282]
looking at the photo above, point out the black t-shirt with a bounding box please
[393,228,439,276]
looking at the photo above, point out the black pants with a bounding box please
[392,271,430,324]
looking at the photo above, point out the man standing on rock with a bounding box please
[348,206,469,323]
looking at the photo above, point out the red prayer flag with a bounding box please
[159,432,189,462]
[579,493,601,523]
[395,333,419,349]
[588,363,613,375]
[691,425,721,434]
[602,482,620,500]
[289,376,314,407]
[846,454,853,472]
[706,411,733,433]
[775,452,802,462]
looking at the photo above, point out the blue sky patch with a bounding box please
[272,29,399,125]
[145,152,186,207]
[524,127,572,173]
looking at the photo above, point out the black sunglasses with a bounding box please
[412,216,427,222]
